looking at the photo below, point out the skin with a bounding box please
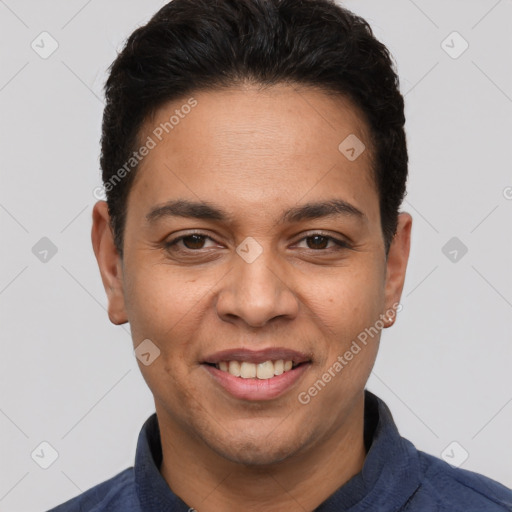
[92,83,412,512]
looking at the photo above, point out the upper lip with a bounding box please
[202,347,312,365]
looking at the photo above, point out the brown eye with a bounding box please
[164,233,216,252]
[296,233,350,251]
[305,235,330,250]
[180,234,207,250]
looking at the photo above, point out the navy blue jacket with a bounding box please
[47,390,512,511]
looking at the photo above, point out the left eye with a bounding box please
[164,233,349,252]
[296,234,349,251]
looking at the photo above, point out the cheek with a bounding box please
[138,355,207,434]
[306,262,385,336]
[123,262,204,342]
[123,263,221,399]
[125,269,204,409]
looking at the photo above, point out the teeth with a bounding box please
[216,359,297,379]
[274,359,284,375]
[240,361,257,378]
[256,361,274,379]
[228,360,241,377]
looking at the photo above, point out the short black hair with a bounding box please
[100,0,408,257]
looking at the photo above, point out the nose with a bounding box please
[215,245,299,328]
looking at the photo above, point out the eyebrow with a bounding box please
[145,198,367,225]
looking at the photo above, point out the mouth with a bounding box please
[203,359,306,379]
[201,348,312,401]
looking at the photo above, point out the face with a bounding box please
[92,83,411,466]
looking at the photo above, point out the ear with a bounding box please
[91,201,128,325]
[383,212,412,327]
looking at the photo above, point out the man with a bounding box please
[48,0,512,510]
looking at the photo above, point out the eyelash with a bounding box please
[163,232,351,254]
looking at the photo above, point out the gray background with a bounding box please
[0,0,511,510]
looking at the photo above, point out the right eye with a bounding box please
[163,233,219,252]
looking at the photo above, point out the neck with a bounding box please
[158,396,367,512]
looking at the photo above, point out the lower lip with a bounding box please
[202,363,311,401]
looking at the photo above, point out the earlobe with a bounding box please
[383,212,412,328]
[91,201,129,325]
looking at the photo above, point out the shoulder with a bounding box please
[409,449,512,512]
[46,467,139,512]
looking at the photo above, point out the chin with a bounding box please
[205,429,305,467]
[217,442,296,466]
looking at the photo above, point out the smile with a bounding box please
[212,359,296,379]
[201,347,312,400]
[201,359,311,402]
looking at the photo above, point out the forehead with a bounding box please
[128,84,379,228]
